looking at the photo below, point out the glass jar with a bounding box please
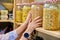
[57,0,60,28]
[31,2,43,20]
[1,10,8,20]
[43,1,59,30]
[22,3,31,22]
[30,2,43,27]
[15,6,22,23]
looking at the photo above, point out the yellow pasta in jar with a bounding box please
[43,7,59,30]
[15,6,22,23]
[31,4,43,20]
[22,4,31,22]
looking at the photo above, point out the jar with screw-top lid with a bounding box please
[30,2,43,27]
[43,0,59,30]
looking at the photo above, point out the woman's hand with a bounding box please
[25,16,42,34]
[24,12,31,23]
[16,12,32,35]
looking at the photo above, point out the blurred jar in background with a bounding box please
[22,3,31,22]
[16,6,22,23]
[30,2,43,27]
[56,0,60,28]
[43,0,59,30]
[1,10,8,20]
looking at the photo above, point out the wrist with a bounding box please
[24,30,31,35]
[22,30,31,39]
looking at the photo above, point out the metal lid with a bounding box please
[31,2,44,5]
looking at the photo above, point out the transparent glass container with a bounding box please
[57,1,60,28]
[22,3,31,22]
[15,6,22,23]
[30,2,43,27]
[43,2,59,30]
[31,2,43,20]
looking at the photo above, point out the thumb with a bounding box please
[28,18,32,24]
[26,12,32,21]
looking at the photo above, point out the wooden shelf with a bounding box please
[16,3,23,6]
[36,27,60,38]
[15,22,22,25]
[0,20,14,22]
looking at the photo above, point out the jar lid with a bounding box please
[31,2,44,5]
[44,0,58,3]
[23,3,31,6]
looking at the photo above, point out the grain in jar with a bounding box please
[43,1,59,30]
[15,6,22,23]
[31,2,43,19]
[22,3,31,22]
[30,2,43,27]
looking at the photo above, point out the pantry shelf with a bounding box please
[15,22,22,25]
[16,3,23,6]
[35,27,60,38]
[0,20,14,22]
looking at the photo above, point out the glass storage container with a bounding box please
[1,10,8,20]
[57,0,60,28]
[30,2,43,27]
[31,2,43,20]
[22,3,31,22]
[43,0,59,30]
[16,6,22,23]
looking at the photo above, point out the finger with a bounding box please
[28,18,32,24]
[35,19,42,23]
[33,16,41,21]
[26,12,32,21]
[37,23,42,25]
[36,23,42,27]
[34,24,40,28]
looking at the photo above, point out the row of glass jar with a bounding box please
[15,2,43,23]
[43,0,60,30]
[15,1,60,30]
